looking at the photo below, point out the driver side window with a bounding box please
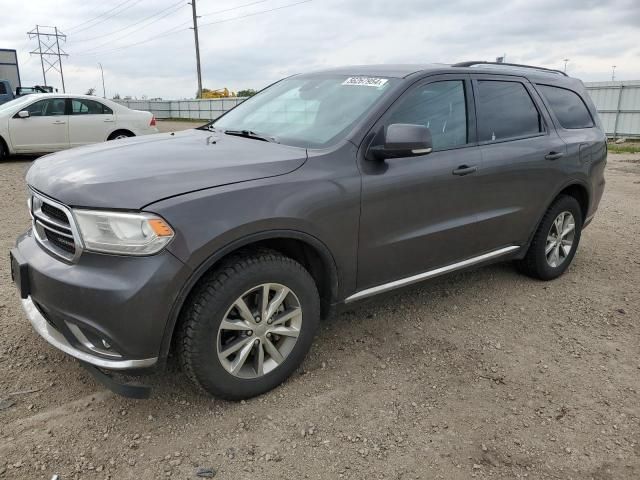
[388,80,468,150]
[25,98,67,117]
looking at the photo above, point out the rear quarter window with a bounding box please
[536,84,593,129]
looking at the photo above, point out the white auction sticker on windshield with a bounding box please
[342,77,389,87]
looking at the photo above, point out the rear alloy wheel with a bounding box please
[178,250,320,399]
[0,139,7,161]
[517,195,583,280]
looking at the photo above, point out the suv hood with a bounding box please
[26,129,307,209]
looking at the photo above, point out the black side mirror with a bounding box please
[369,123,433,160]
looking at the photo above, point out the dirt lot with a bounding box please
[0,134,639,479]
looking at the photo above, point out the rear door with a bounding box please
[9,97,69,152]
[68,98,115,147]
[470,75,567,252]
[357,75,484,290]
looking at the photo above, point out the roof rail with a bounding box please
[452,61,568,77]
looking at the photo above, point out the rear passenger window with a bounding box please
[72,99,113,115]
[476,80,542,142]
[537,85,593,129]
[0,83,6,95]
[388,80,468,150]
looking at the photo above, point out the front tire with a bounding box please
[517,195,583,280]
[178,249,320,400]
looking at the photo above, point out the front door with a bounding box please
[9,98,69,152]
[357,75,483,291]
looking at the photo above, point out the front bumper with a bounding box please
[13,229,191,371]
[21,296,157,370]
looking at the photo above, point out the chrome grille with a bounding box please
[30,191,83,262]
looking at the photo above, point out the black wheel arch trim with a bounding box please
[156,229,340,367]
[518,179,590,259]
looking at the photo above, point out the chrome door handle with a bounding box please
[452,165,478,176]
[52,121,66,125]
[545,151,564,161]
[103,119,115,123]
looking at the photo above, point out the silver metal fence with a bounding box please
[114,97,247,121]
[585,81,640,138]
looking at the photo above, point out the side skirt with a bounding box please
[345,245,520,303]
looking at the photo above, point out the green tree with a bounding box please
[237,89,257,98]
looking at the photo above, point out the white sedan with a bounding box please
[0,94,158,159]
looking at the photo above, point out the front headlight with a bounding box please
[73,209,174,255]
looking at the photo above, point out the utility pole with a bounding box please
[99,63,106,98]
[563,59,569,72]
[611,65,616,82]
[189,0,203,99]
[28,25,68,92]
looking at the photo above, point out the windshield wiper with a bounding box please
[224,129,277,143]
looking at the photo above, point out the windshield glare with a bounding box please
[213,75,398,148]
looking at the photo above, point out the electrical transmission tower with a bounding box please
[28,25,68,92]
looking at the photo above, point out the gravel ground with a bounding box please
[0,136,639,479]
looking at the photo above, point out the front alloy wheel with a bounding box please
[217,283,303,379]
[178,249,320,399]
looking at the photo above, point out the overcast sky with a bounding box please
[1,0,639,99]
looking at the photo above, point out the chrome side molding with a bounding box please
[345,245,520,303]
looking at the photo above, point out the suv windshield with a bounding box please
[212,74,398,148]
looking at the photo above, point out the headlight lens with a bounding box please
[73,209,174,255]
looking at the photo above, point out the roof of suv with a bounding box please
[310,62,581,87]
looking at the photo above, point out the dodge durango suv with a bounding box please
[10,62,606,399]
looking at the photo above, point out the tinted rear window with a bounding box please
[537,84,593,129]
[476,80,542,142]
[0,83,6,95]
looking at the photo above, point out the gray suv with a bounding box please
[10,62,606,399]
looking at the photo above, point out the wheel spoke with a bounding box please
[234,298,256,325]
[220,336,253,359]
[270,307,302,327]
[261,284,271,319]
[269,325,300,338]
[254,342,265,376]
[230,340,254,375]
[265,286,290,322]
[220,318,252,331]
[263,337,284,364]
[545,239,556,255]
[561,222,575,238]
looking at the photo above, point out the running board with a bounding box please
[345,245,520,303]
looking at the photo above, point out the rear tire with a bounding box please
[516,195,583,280]
[178,249,320,400]
[107,130,134,141]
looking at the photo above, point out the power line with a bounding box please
[199,0,272,17]
[199,1,313,28]
[73,0,314,58]
[68,0,144,35]
[71,2,189,53]
[70,0,186,43]
[73,24,190,57]
[66,0,135,32]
